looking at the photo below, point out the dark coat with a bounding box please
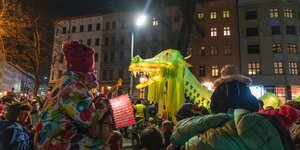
[211,75,259,113]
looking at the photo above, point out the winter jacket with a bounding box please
[34,71,107,150]
[170,109,284,150]
[211,75,259,113]
[0,120,32,150]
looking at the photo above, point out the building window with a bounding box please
[276,86,286,97]
[96,23,101,31]
[198,12,204,20]
[245,10,257,20]
[152,33,158,42]
[95,38,100,46]
[248,62,261,75]
[271,26,280,35]
[247,27,258,36]
[88,24,92,32]
[272,43,282,53]
[187,48,192,56]
[103,52,108,63]
[104,37,109,46]
[223,26,230,36]
[210,45,218,56]
[153,18,159,26]
[198,46,205,56]
[119,52,124,61]
[111,36,116,45]
[211,65,219,77]
[71,26,76,33]
[105,22,110,30]
[289,62,298,74]
[80,25,84,32]
[121,21,125,29]
[286,26,296,34]
[199,65,205,77]
[120,36,125,45]
[210,12,217,19]
[108,70,114,80]
[118,70,123,79]
[288,43,297,54]
[270,8,279,18]
[223,11,230,18]
[112,21,116,30]
[110,52,115,63]
[95,53,99,62]
[210,27,217,37]
[224,45,232,55]
[141,50,146,58]
[284,8,294,18]
[102,70,107,80]
[247,45,260,54]
[274,61,283,74]
[62,27,67,34]
[174,16,180,23]
[87,39,91,46]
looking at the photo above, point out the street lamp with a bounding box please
[130,14,147,99]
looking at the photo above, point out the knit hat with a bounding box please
[220,64,240,77]
[63,40,95,73]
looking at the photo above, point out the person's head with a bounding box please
[6,102,32,123]
[175,103,200,121]
[162,120,173,132]
[210,64,259,114]
[63,40,95,73]
[108,130,123,147]
[136,99,141,104]
[140,126,164,150]
[198,106,209,115]
[31,101,40,111]
[11,87,15,92]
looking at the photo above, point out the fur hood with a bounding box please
[213,75,252,87]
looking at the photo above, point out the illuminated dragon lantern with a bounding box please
[129,49,212,120]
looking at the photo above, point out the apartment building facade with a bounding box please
[238,0,300,101]
[49,14,103,86]
[188,0,240,91]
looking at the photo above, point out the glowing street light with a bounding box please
[130,14,147,99]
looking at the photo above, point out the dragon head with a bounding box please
[129,49,191,89]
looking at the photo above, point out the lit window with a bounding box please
[224,45,232,55]
[288,43,297,54]
[223,26,230,36]
[211,65,219,77]
[153,18,159,26]
[272,43,282,53]
[270,8,279,18]
[199,65,205,77]
[210,12,217,19]
[289,62,298,75]
[198,46,205,56]
[284,8,293,18]
[276,86,286,97]
[291,87,300,99]
[274,61,283,74]
[223,11,230,18]
[198,13,204,20]
[187,48,192,56]
[210,45,218,56]
[248,62,261,75]
[211,27,217,36]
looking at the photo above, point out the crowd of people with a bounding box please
[0,40,299,150]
